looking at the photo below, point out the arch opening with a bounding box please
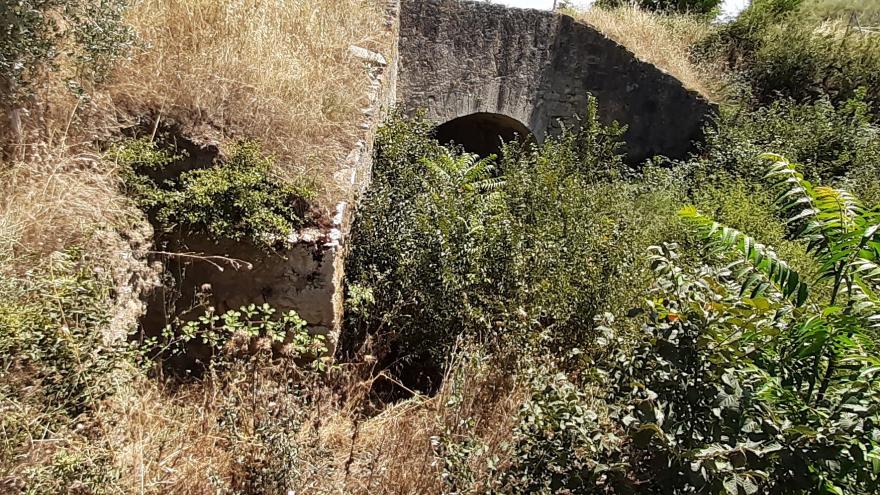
[434,112,534,157]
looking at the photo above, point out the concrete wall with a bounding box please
[397,0,716,162]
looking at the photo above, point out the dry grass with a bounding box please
[87,351,526,494]
[1,3,513,493]
[572,4,727,102]
[1,0,393,267]
[0,149,136,273]
[96,378,236,494]
[801,0,880,26]
[306,353,525,494]
[109,0,391,205]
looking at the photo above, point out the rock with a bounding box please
[349,45,388,66]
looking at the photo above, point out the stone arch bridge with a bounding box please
[397,0,715,162]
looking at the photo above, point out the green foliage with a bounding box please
[500,372,625,494]
[800,0,880,24]
[603,155,880,493]
[111,138,316,249]
[0,250,128,416]
[147,303,327,371]
[691,94,880,205]
[482,152,880,494]
[609,242,879,493]
[691,180,818,278]
[703,0,804,70]
[0,250,129,491]
[705,0,880,118]
[750,23,880,112]
[0,0,135,105]
[760,153,880,309]
[344,99,682,362]
[680,205,812,305]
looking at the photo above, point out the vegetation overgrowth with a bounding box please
[112,137,318,250]
[1,0,880,493]
[111,0,391,194]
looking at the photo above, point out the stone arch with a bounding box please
[434,112,534,157]
[397,0,717,163]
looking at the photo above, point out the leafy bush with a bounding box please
[749,21,880,113]
[0,0,135,106]
[145,302,327,372]
[343,101,683,364]
[111,138,316,249]
[0,250,128,416]
[689,94,880,204]
[0,250,130,491]
[500,372,625,494]
[605,154,880,494]
[704,0,880,118]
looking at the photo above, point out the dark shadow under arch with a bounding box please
[434,112,534,157]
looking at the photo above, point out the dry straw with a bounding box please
[110,0,390,202]
[573,4,726,102]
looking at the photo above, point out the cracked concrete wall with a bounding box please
[397,0,715,162]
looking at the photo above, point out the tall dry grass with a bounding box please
[110,0,391,203]
[0,149,136,273]
[802,0,880,26]
[92,351,526,494]
[572,4,726,102]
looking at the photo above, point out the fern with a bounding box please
[422,150,504,192]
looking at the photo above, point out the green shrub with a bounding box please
[749,21,880,112]
[499,372,625,494]
[343,101,684,363]
[111,138,316,249]
[0,0,136,106]
[146,302,327,372]
[704,0,880,118]
[691,94,880,190]
[604,154,880,494]
[0,250,129,491]
[0,250,127,416]
[704,0,803,62]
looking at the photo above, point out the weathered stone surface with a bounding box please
[397,0,716,162]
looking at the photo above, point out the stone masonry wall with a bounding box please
[398,0,716,162]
